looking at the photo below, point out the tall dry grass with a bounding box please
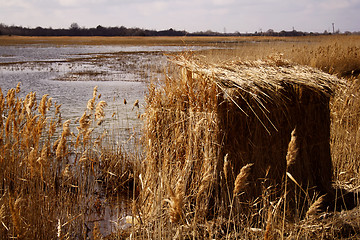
[0,84,138,239]
[1,35,360,239]
[123,35,360,239]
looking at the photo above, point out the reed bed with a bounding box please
[1,35,360,239]
[0,84,138,239]
[129,37,360,239]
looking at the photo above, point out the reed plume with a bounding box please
[95,100,107,125]
[233,163,253,195]
[286,128,299,168]
[165,177,185,224]
[87,86,98,111]
[306,194,325,218]
[39,94,49,116]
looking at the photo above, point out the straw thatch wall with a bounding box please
[141,55,344,222]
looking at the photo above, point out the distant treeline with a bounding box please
[0,23,359,37]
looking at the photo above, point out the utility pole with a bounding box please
[332,23,335,34]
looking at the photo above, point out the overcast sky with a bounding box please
[1,0,359,33]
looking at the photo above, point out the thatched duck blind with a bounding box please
[141,55,344,221]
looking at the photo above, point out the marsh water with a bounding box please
[0,43,214,236]
[0,44,213,142]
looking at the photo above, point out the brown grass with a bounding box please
[0,84,139,239]
[128,35,360,239]
[1,34,360,239]
[0,35,306,46]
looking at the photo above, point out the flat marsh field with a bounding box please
[0,35,360,239]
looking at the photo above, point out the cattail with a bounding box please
[306,194,325,218]
[286,128,299,168]
[233,163,253,195]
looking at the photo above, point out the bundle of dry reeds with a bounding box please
[139,54,346,238]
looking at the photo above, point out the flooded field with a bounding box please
[0,44,202,114]
[0,44,214,142]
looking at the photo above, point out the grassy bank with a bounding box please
[2,35,357,46]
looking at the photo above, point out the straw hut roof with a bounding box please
[171,55,344,98]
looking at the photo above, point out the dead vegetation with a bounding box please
[0,35,360,239]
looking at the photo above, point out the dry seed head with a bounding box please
[175,177,185,207]
[93,86,98,98]
[233,163,253,195]
[79,112,91,130]
[48,119,57,137]
[15,82,21,93]
[56,137,66,158]
[286,127,299,168]
[47,97,52,110]
[24,92,36,115]
[62,164,71,179]
[83,128,94,143]
[87,98,95,111]
[95,101,107,124]
[6,89,16,110]
[306,194,325,218]
[55,103,61,115]
[165,189,183,223]
[39,94,49,116]
[223,153,230,181]
[62,119,71,137]
[133,99,139,108]
[79,150,88,163]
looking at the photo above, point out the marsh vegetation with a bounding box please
[0,35,360,239]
